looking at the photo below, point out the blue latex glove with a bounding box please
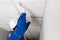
[7,13,31,40]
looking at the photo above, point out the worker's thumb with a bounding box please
[26,21,31,29]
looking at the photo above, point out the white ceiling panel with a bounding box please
[0,0,11,3]
[19,2,45,17]
[0,2,45,17]
[0,3,19,18]
[0,0,46,3]
[14,0,45,2]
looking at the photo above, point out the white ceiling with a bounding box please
[0,0,45,3]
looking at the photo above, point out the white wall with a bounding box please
[40,0,60,40]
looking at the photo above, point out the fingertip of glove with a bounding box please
[27,21,31,25]
[22,13,26,15]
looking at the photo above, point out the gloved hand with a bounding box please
[15,13,31,37]
[7,13,31,40]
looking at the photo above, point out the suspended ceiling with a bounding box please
[0,0,45,39]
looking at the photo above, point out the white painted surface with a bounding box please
[40,0,60,40]
[0,2,45,17]
[0,0,45,3]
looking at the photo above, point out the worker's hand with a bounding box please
[14,13,31,37]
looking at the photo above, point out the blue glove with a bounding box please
[7,13,31,40]
[15,13,31,36]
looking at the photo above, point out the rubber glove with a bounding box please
[7,13,31,40]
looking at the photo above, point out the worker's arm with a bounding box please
[7,13,30,40]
